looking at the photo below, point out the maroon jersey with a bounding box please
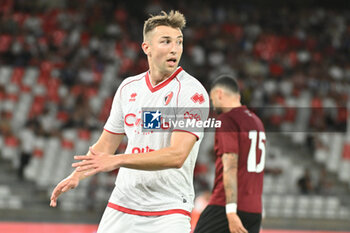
[208,106,265,213]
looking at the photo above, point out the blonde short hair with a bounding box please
[143,10,186,41]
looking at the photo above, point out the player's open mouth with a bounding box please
[166,58,177,65]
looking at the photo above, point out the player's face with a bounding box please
[143,25,183,76]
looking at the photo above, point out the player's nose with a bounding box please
[170,41,179,54]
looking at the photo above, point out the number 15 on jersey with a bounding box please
[247,131,266,173]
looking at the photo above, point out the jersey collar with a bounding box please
[145,67,183,93]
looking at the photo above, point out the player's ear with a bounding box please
[217,88,223,100]
[142,42,151,56]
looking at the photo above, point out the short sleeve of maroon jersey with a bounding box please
[215,114,239,156]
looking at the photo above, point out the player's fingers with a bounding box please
[74,155,92,160]
[50,194,57,203]
[72,160,92,168]
[84,169,98,177]
[50,199,56,207]
[76,164,96,172]
[51,178,70,197]
[240,226,248,233]
[229,228,238,233]
[50,185,63,200]
[50,192,58,202]
[50,189,60,207]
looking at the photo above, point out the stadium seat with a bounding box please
[315,147,327,164]
[89,95,104,114]
[282,195,296,218]
[0,66,12,85]
[296,196,310,218]
[310,195,324,218]
[22,67,39,87]
[0,136,3,154]
[339,206,350,220]
[266,194,282,217]
[263,175,273,194]
[338,160,350,183]
[37,138,60,187]
[0,185,11,198]
[1,135,19,167]
[324,196,340,219]
[52,148,74,185]
[327,134,343,172]
[7,196,23,209]
[24,154,43,181]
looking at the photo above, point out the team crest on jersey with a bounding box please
[191,93,205,104]
[164,91,173,106]
[129,93,137,102]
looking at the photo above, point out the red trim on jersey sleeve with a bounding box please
[146,67,183,93]
[173,129,199,141]
[107,202,191,217]
[103,128,125,135]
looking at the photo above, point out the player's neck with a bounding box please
[148,68,173,86]
[222,101,241,113]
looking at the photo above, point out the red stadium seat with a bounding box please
[78,129,91,141]
[342,143,350,160]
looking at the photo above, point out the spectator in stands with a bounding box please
[315,166,334,195]
[264,153,283,176]
[297,168,314,194]
[18,121,35,180]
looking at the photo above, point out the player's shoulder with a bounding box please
[120,72,146,87]
[117,72,147,94]
[218,106,250,124]
[217,111,233,125]
[229,106,265,130]
[177,69,208,95]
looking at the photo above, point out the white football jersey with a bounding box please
[104,67,209,216]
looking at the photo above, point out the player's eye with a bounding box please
[161,39,170,44]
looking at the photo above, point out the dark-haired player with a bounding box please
[194,75,265,233]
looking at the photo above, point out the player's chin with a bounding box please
[165,63,178,71]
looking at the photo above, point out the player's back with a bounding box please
[218,105,266,213]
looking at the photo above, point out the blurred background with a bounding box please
[0,0,349,232]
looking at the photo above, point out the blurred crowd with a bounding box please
[0,0,349,187]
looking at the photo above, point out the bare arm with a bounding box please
[73,131,197,176]
[222,152,247,233]
[50,130,124,207]
[116,131,196,170]
[73,130,124,180]
[222,153,239,204]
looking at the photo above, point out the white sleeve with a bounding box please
[173,83,210,140]
[104,84,125,134]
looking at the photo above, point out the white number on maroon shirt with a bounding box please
[247,131,266,173]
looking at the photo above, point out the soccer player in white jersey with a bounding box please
[50,11,209,233]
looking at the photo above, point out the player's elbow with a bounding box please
[174,159,184,169]
[170,148,188,169]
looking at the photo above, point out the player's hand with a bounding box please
[50,175,79,207]
[72,148,118,176]
[226,213,248,233]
